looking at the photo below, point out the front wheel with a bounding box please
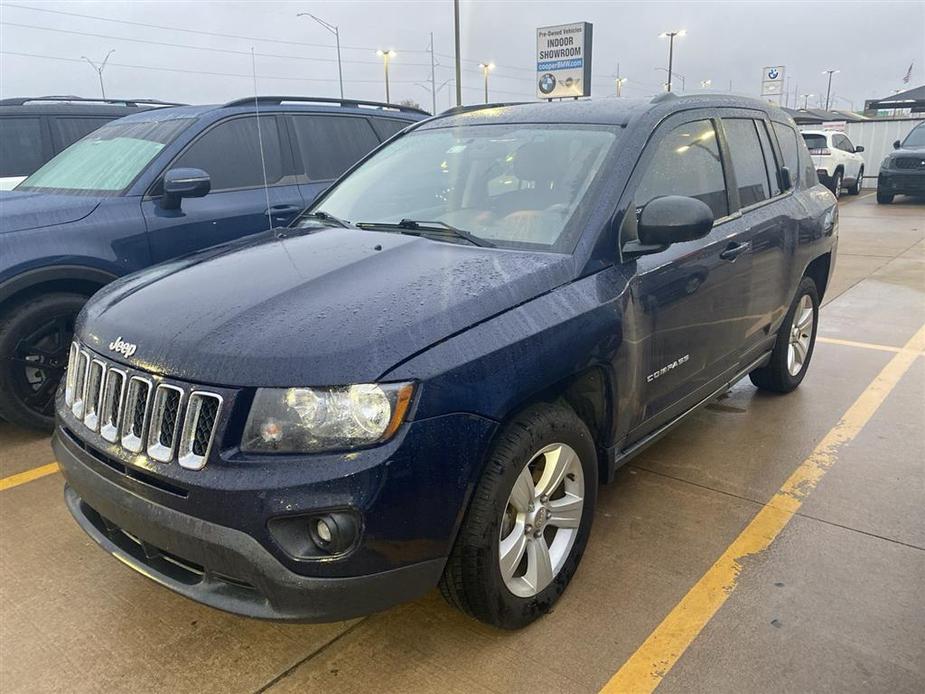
[749,277,819,393]
[877,191,894,204]
[440,402,597,629]
[847,167,863,195]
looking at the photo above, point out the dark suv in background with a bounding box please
[0,96,427,429]
[0,96,181,190]
[55,94,837,628]
[877,121,925,203]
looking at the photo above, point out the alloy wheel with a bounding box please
[8,315,74,416]
[787,294,814,376]
[498,443,585,598]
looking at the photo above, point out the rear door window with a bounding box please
[290,115,380,181]
[723,118,771,207]
[772,122,800,184]
[634,118,728,220]
[174,116,283,191]
[369,117,410,141]
[51,117,114,151]
[0,117,44,176]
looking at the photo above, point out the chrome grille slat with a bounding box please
[178,392,223,470]
[62,341,222,471]
[146,384,184,463]
[120,376,153,453]
[99,369,126,443]
[83,359,107,431]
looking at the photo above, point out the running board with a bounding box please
[604,351,772,482]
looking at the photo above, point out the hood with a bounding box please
[79,228,574,386]
[0,191,102,233]
[894,143,925,155]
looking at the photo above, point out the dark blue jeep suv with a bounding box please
[54,95,837,629]
[0,97,426,429]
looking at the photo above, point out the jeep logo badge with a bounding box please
[108,336,137,358]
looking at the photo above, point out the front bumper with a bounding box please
[55,406,497,621]
[878,170,925,196]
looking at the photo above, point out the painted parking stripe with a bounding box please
[817,335,925,355]
[600,322,925,694]
[0,462,60,492]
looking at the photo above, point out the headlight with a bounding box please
[242,383,414,453]
[880,156,892,170]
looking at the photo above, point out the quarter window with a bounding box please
[634,119,728,220]
[0,117,43,176]
[755,121,782,196]
[369,117,409,141]
[723,118,771,207]
[290,115,380,181]
[174,117,283,192]
[772,122,800,184]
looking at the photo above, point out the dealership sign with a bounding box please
[536,22,593,99]
[761,65,786,104]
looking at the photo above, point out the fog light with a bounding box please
[314,518,333,544]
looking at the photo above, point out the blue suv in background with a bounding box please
[0,96,426,429]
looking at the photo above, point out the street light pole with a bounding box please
[658,30,686,92]
[615,77,627,96]
[81,49,115,99]
[429,32,437,115]
[478,62,494,103]
[377,50,396,103]
[297,13,343,99]
[822,69,839,110]
[800,93,813,109]
[453,0,462,106]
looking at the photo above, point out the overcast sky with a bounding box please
[1,0,922,113]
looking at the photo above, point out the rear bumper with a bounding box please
[56,429,446,622]
[878,170,925,196]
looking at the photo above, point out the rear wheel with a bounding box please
[749,277,819,393]
[0,293,86,430]
[847,167,863,195]
[876,191,894,204]
[828,170,843,198]
[440,402,597,629]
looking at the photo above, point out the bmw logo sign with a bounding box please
[539,73,557,95]
[768,68,780,80]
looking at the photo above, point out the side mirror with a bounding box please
[854,145,865,153]
[893,139,902,149]
[780,166,793,191]
[161,168,211,210]
[636,196,714,248]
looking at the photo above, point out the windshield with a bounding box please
[802,133,828,151]
[17,118,193,196]
[902,124,925,147]
[300,123,618,251]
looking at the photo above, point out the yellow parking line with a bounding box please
[0,462,60,492]
[817,335,925,356]
[600,322,925,694]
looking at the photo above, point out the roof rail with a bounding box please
[222,96,430,116]
[649,92,679,104]
[0,96,187,107]
[439,102,528,117]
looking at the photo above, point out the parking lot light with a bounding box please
[478,62,495,103]
[800,93,814,109]
[822,69,840,110]
[377,49,397,103]
[81,49,116,99]
[658,30,686,92]
[297,12,343,99]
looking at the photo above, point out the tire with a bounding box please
[828,170,843,198]
[876,191,894,204]
[847,167,863,195]
[0,292,87,430]
[439,401,598,629]
[749,277,819,393]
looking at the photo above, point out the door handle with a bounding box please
[719,240,751,261]
[266,205,302,217]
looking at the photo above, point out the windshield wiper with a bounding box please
[300,210,354,229]
[355,219,495,248]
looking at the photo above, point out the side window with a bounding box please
[755,121,782,196]
[840,135,855,152]
[0,117,44,176]
[772,122,800,184]
[173,117,283,192]
[51,117,112,151]
[634,119,728,220]
[369,117,409,141]
[723,118,771,207]
[290,115,380,181]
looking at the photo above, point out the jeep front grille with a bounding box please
[63,342,223,469]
